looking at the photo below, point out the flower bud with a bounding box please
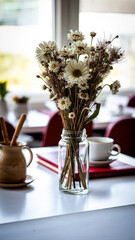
[90,32,96,37]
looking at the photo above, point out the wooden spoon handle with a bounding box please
[0,117,10,145]
[10,114,26,146]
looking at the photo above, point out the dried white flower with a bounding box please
[59,46,71,57]
[57,97,72,110]
[64,60,89,85]
[36,49,50,62]
[67,30,84,42]
[110,80,121,94]
[58,72,64,80]
[68,112,75,119]
[48,61,59,73]
[72,41,89,55]
[78,82,89,90]
[78,92,89,100]
[36,41,57,61]
[68,51,75,58]
[39,41,57,53]
[66,58,72,64]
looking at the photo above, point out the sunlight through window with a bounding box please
[0,0,53,93]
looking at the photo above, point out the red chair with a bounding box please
[127,94,135,108]
[42,111,93,147]
[105,117,135,157]
[0,119,15,142]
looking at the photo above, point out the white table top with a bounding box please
[0,147,135,225]
[1,205,135,240]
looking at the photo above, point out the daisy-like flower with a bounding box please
[110,80,121,94]
[72,41,89,55]
[68,112,75,119]
[64,59,89,85]
[35,48,50,62]
[58,72,64,80]
[36,41,57,61]
[57,97,72,110]
[66,58,72,64]
[68,51,75,58]
[59,46,71,57]
[78,92,89,100]
[48,61,59,73]
[78,82,89,90]
[67,30,84,42]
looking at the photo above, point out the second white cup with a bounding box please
[87,137,121,161]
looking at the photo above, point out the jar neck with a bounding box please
[61,129,87,140]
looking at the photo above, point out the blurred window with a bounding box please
[0,0,53,93]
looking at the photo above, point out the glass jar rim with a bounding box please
[61,128,87,139]
[62,129,85,134]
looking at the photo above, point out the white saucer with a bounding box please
[89,159,116,167]
[0,175,34,188]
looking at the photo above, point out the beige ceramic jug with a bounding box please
[0,142,33,183]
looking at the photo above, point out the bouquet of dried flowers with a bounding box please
[36,30,124,192]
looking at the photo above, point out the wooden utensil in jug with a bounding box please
[0,117,10,145]
[10,114,26,146]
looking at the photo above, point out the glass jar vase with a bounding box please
[58,129,89,195]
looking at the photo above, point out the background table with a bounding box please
[7,110,50,134]
[7,106,135,134]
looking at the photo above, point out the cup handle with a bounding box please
[110,144,121,156]
[22,146,33,167]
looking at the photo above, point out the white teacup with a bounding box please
[87,137,121,161]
